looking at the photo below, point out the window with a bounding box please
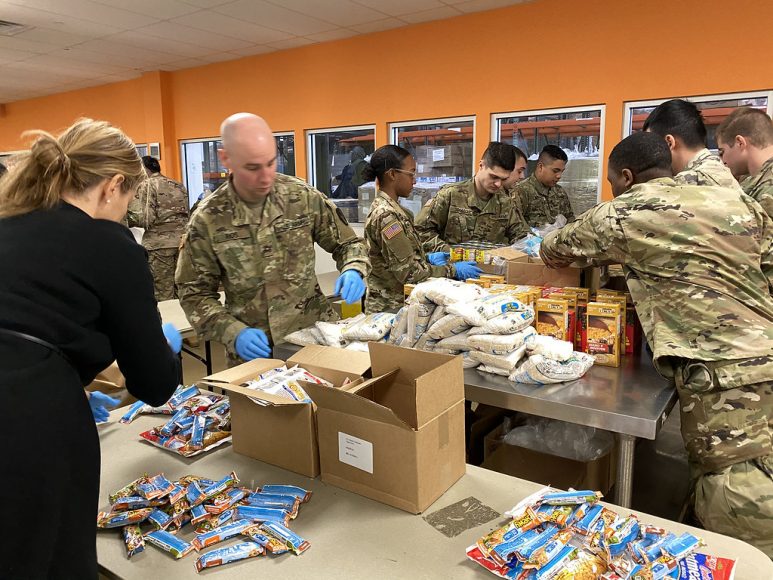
[135,144,149,157]
[307,125,375,223]
[180,133,297,209]
[623,91,772,149]
[492,106,605,216]
[380,117,476,217]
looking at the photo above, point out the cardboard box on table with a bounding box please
[303,342,466,514]
[198,346,371,478]
[479,247,585,287]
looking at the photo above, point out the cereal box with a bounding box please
[586,302,622,367]
[535,298,571,341]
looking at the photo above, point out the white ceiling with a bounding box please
[0,0,528,103]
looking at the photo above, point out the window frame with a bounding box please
[305,124,376,192]
[490,104,607,204]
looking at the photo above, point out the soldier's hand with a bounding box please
[427,252,449,266]
[453,261,482,281]
[88,391,120,423]
[235,328,272,361]
[162,323,182,354]
[334,270,366,304]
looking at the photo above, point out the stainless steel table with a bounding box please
[274,343,677,509]
[97,414,770,579]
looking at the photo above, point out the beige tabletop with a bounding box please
[97,414,772,579]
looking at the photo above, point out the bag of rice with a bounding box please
[344,341,370,353]
[462,352,479,369]
[447,294,527,326]
[476,364,511,377]
[425,305,447,331]
[283,327,322,346]
[388,306,408,345]
[406,303,435,346]
[342,312,395,341]
[408,278,485,306]
[315,321,349,347]
[427,314,469,340]
[413,334,436,351]
[468,309,535,335]
[467,327,536,355]
[468,345,527,372]
[524,334,574,361]
[509,352,595,384]
[433,347,461,356]
[435,330,472,352]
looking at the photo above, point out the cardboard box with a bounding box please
[586,302,622,367]
[596,293,627,356]
[482,425,615,495]
[466,278,491,288]
[535,298,571,342]
[559,288,588,351]
[199,346,372,478]
[304,343,466,514]
[480,248,583,287]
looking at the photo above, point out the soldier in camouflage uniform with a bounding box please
[363,145,475,313]
[541,132,773,557]
[176,114,368,365]
[415,142,529,249]
[716,106,773,219]
[514,144,575,227]
[643,98,742,191]
[126,156,189,301]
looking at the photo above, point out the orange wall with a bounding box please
[2,0,773,198]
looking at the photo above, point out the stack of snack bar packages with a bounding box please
[120,385,231,457]
[98,471,311,572]
[467,486,736,580]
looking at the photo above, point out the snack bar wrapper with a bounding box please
[259,521,310,555]
[258,484,312,503]
[122,524,144,559]
[194,541,264,572]
[97,508,153,529]
[676,553,737,580]
[144,529,194,559]
[242,524,290,555]
[192,519,253,550]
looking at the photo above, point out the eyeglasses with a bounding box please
[392,168,416,177]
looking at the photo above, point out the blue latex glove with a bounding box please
[453,260,483,281]
[334,270,366,304]
[235,328,272,361]
[89,391,120,423]
[162,322,182,354]
[427,251,450,266]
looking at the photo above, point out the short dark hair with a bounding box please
[716,107,773,148]
[513,145,527,163]
[609,132,672,175]
[361,144,411,183]
[482,141,516,172]
[642,99,707,149]
[142,155,161,173]
[538,144,568,164]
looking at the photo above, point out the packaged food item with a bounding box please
[315,321,349,347]
[562,287,590,351]
[676,553,736,580]
[259,521,310,555]
[407,278,485,306]
[573,503,604,535]
[596,292,628,356]
[235,505,291,527]
[448,294,527,327]
[258,484,312,503]
[188,472,238,506]
[554,549,608,579]
[476,507,541,559]
[244,492,301,518]
[111,496,151,511]
[508,352,595,385]
[480,274,506,284]
[192,519,253,550]
[468,310,535,336]
[205,487,246,515]
[427,314,469,340]
[122,524,144,558]
[629,555,678,580]
[341,312,395,341]
[144,529,195,559]
[476,364,511,376]
[466,278,492,289]
[97,508,153,529]
[607,515,640,557]
[403,283,415,299]
[540,490,602,506]
[242,524,289,554]
[120,401,150,424]
[524,334,574,361]
[468,345,527,373]
[194,541,264,572]
[661,532,703,560]
[147,508,174,530]
[109,477,145,504]
[462,352,479,369]
[468,327,536,355]
[282,327,322,347]
[535,298,571,342]
[525,528,574,569]
[586,302,622,367]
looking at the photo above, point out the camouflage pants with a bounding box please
[695,454,773,558]
[148,248,179,302]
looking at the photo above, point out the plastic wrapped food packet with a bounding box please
[469,345,527,372]
[468,310,535,336]
[195,541,264,572]
[476,507,541,559]
[468,327,536,355]
[145,529,194,559]
[388,307,408,345]
[554,549,608,579]
[283,327,322,346]
[412,334,435,351]
[341,312,395,341]
[509,352,595,385]
[425,305,447,332]
[167,385,200,409]
[462,352,479,369]
[476,364,510,376]
[122,524,144,558]
[540,490,602,506]
[187,471,238,506]
[427,314,469,340]
[433,347,461,356]
[235,505,291,527]
[194,509,235,534]
[314,321,349,347]
[205,487,246,514]
[408,277,485,306]
[524,334,574,361]
[661,532,703,560]
[526,528,574,569]
[243,493,300,518]
[192,519,253,550]
[120,401,150,424]
[98,508,153,528]
[148,508,174,530]
[435,330,471,352]
[259,484,312,503]
[259,521,310,555]
[242,524,289,555]
[448,294,528,326]
[111,496,151,511]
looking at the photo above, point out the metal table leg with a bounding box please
[616,433,636,508]
[204,340,212,376]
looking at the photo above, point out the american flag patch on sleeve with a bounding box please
[382,221,404,240]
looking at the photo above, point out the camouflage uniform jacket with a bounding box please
[515,173,575,227]
[127,173,189,250]
[742,156,773,220]
[414,178,528,249]
[176,174,369,350]
[675,148,743,192]
[541,177,773,470]
[364,191,452,313]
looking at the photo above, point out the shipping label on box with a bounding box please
[535,298,571,342]
[586,302,622,367]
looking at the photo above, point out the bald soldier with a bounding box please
[176,113,369,364]
[643,98,742,192]
[127,156,189,301]
[540,131,773,556]
[414,142,529,249]
[716,107,773,219]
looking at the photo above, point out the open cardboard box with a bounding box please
[303,343,466,514]
[480,247,587,288]
[199,345,371,478]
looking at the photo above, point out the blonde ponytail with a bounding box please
[0,118,145,218]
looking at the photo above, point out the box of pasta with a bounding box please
[586,302,622,367]
[535,298,571,342]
